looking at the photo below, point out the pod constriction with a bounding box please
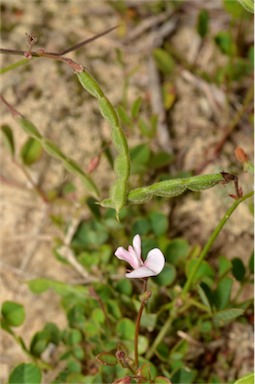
[77,70,130,217]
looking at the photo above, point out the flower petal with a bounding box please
[126,266,156,278]
[133,234,142,259]
[144,248,165,275]
[115,247,141,269]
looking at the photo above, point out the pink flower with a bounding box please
[115,234,165,278]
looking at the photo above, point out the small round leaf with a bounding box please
[20,138,43,165]
[153,264,176,286]
[96,352,118,366]
[1,301,25,327]
[8,363,41,384]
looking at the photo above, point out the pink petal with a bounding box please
[144,248,165,275]
[133,234,142,259]
[115,247,141,269]
[126,266,157,278]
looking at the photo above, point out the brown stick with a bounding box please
[0,25,118,57]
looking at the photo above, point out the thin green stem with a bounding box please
[146,312,174,361]
[182,191,254,297]
[145,191,254,360]
[187,297,211,313]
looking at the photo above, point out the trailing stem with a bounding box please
[146,190,254,360]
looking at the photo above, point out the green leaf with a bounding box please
[117,318,135,340]
[8,363,42,384]
[248,46,254,68]
[106,300,122,320]
[117,105,131,125]
[20,137,43,165]
[138,335,149,354]
[66,373,87,384]
[165,238,190,265]
[214,31,237,55]
[248,251,254,274]
[163,82,176,110]
[170,367,197,384]
[86,197,101,219]
[83,321,100,337]
[153,48,175,74]
[66,359,82,373]
[197,9,209,38]
[234,372,254,384]
[149,151,174,169]
[133,218,151,236]
[1,301,25,327]
[73,345,85,360]
[28,278,89,298]
[154,377,172,384]
[186,260,214,284]
[197,283,213,311]
[130,143,151,174]
[213,308,244,326]
[138,118,153,138]
[232,258,246,282]
[224,0,252,17]
[140,313,157,331]
[153,264,176,286]
[218,255,232,277]
[140,363,151,379]
[131,97,142,119]
[30,323,60,357]
[149,211,168,236]
[96,352,118,366]
[1,124,15,156]
[92,308,105,325]
[62,328,82,345]
[71,220,109,250]
[213,277,233,309]
[115,279,133,296]
[67,304,86,327]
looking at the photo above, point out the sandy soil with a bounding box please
[0,1,253,382]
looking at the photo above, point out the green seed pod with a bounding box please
[114,154,130,178]
[111,126,129,153]
[62,158,99,198]
[62,158,85,177]
[43,139,67,161]
[110,181,127,211]
[127,173,224,205]
[99,96,119,127]
[127,187,153,204]
[76,69,130,217]
[187,174,223,191]
[77,71,104,99]
[19,118,42,140]
[16,111,99,198]
[150,179,186,197]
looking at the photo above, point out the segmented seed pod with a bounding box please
[127,174,224,204]
[76,69,130,218]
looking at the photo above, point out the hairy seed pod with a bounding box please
[76,69,130,217]
[77,71,104,99]
[127,174,224,204]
